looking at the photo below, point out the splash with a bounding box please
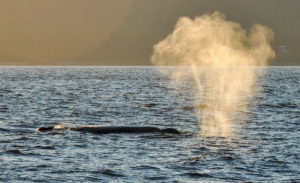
[151,12,275,137]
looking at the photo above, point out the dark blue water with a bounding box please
[0,66,299,182]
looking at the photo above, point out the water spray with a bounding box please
[151,11,275,137]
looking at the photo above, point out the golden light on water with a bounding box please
[152,12,275,137]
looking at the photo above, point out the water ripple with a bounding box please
[0,66,299,182]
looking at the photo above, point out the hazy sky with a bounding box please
[0,0,299,65]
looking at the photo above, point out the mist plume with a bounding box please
[151,12,275,137]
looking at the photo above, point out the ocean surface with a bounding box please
[0,66,299,182]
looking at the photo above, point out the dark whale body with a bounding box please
[36,125,181,134]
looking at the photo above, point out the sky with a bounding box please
[0,0,299,66]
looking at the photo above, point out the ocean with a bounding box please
[0,66,299,182]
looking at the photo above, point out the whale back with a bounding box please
[36,126,54,132]
[36,125,182,134]
[160,128,181,134]
[73,126,160,134]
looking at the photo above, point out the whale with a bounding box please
[36,125,181,134]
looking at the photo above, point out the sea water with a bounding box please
[0,66,299,182]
